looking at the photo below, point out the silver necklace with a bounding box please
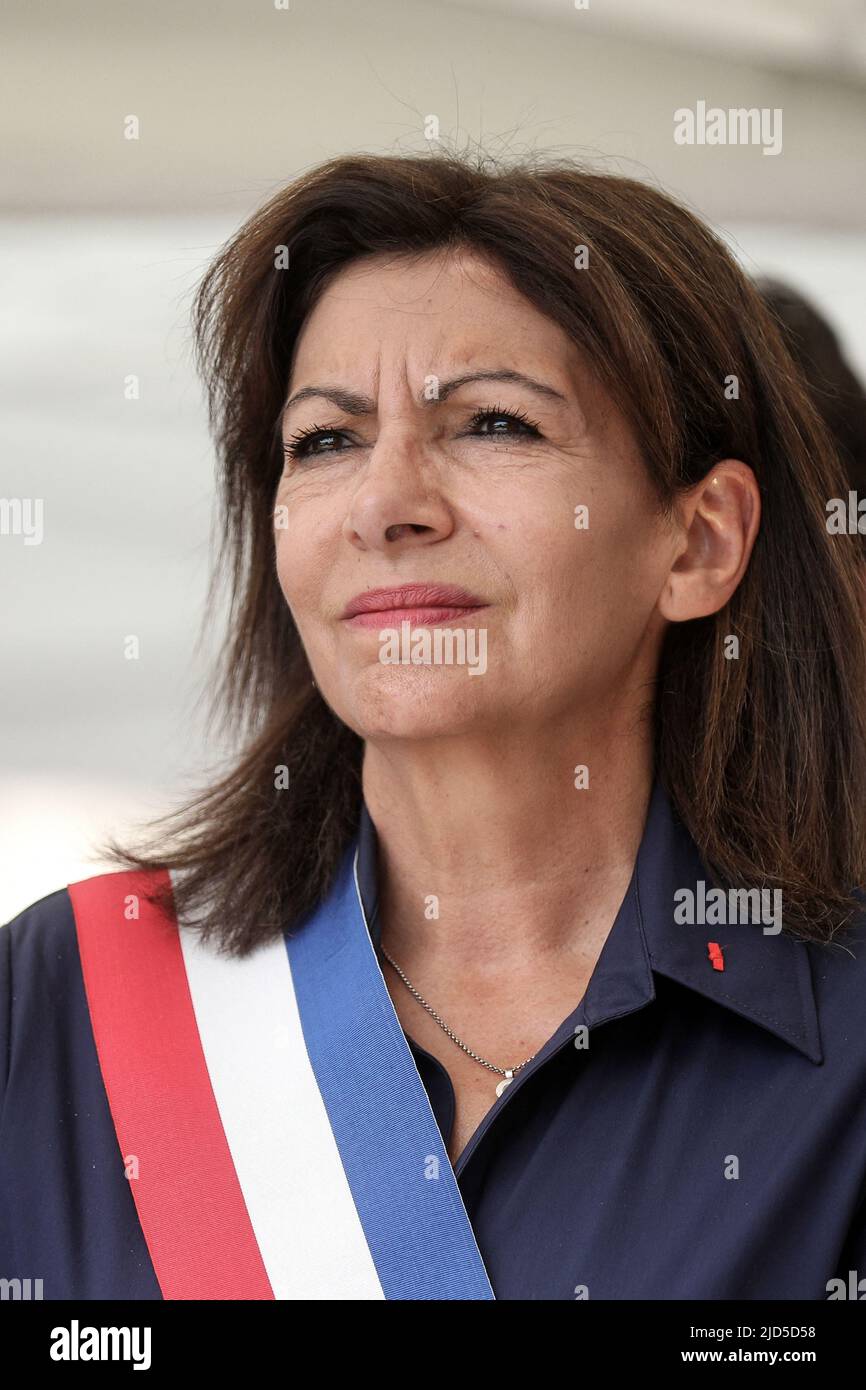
[378,943,536,1097]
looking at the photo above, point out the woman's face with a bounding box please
[274,247,680,742]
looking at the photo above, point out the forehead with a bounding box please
[290,247,581,374]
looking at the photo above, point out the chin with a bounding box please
[334,666,493,741]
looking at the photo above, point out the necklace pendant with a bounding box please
[495,1070,515,1098]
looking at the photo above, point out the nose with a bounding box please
[342,424,456,552]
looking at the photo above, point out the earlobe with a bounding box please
[659,460,761,623]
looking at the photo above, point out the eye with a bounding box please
[464,404,543,440]
[281,402,544,464]
[282,423,349,462]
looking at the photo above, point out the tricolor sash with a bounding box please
[68,846,495,1300]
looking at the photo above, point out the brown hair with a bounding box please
[104,148,866,953]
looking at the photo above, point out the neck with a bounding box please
[362,708,655,975]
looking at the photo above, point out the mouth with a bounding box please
[342,584,489,628]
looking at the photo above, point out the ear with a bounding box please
[659,460,761,623]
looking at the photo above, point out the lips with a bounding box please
[342,584,487,627]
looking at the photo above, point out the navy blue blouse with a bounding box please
[3,780,866,1300]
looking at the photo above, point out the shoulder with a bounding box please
[0,887,82,1126]
[0,871,166,1115]
[1,865,172,983]
[1,885,80,1001]
[0,882,165,1297]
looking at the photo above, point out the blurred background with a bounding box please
[2,0,866,921]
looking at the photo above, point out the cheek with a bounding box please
[273,530,300,615]
[273,534,328,659]
[518,492,668,648]
[273,501,333,611]
[273,527,296,595]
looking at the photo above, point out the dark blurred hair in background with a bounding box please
[757,278,866,556]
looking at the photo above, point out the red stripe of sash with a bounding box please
[69,868,274,1300]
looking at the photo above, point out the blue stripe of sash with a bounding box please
[285,842,495,1301]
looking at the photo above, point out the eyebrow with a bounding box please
[280,369,569,421]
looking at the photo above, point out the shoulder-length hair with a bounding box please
[105,148,866,954]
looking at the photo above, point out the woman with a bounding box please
[3,150,866,1302]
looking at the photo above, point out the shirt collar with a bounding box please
[355,779,823,1065]
[633,780,823,1064]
